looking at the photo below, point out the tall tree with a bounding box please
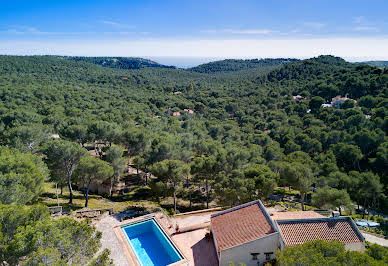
[7,217,103,265]
[105,145,126,196]
[312,186,352,215]
[0,146,49,204]
[151,159,188,213]
[5,124,52,153]
[350,171,383,218]
[61,124,88,146]
[309,96,325,113]
[75,156,113,207]
[122,128,148,159]
[43,140,87,204]
[280,162,315,210]
[214,170,254,207]
[332,143,362,171]
[244,165,278,200]
[190,155,224,209]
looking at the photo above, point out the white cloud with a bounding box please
[353,26,379,32]
[0,26,85,35]
[200,29,276,35]
[1,26,52,35]
[303,22,326,29]
[225,29,275,35]
[200,29,217,34]
[1,38,388,60]
[290,29,301,33]
[101,20,134,29]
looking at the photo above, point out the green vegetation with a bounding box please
[0,54,387,213]
[0,204,111,265]
[0,54,387,263]
[276,240,388,265]
[0,147,48,204]
[69,56,175,70]
[75,155,113,207]
[188,58,298,73]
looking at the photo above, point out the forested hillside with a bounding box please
[0,55,386,209]
[68,56,175,69]
[0,54,387,263]
[361,61,388,68]
[188,58,298,74]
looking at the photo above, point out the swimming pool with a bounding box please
[122,218,184,266]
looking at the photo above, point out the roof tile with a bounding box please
[271,211,324,220]
[211,202,275,251]
[277,218,363,247]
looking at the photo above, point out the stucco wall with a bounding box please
[345,241,365,252]
[219,233,280,266]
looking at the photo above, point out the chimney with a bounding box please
[332,211,340,217]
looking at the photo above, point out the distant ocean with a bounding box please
[146,56,224,69]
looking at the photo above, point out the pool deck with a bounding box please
[94,215,133,266]
[94,210,219,266]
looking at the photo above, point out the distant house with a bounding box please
[210,201,365,266]
[292,95,304,103]
[50,134,60,139]
[321,103,332,108]
[184,108,194,116]
[331,94,355,109]
[89,178,126,196]
[172,111,181,117]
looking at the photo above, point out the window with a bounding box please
[264,252,273,261]
[251,253,260,260]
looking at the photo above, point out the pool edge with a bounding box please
[113,213,188,266]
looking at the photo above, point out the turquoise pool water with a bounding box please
[122,219,183,266]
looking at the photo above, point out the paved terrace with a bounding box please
[171,211,219,266]
[94,210,219,266]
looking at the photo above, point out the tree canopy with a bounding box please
[0,146,48,204]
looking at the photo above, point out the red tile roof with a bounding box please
[277,217,364,247]
[271,211,324,220]
[211,201,276,251]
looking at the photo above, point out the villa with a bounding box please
[100,200,364,266]
[210,200,364,266]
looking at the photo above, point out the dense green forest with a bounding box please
[68,56,176,70]
[0,54,387,263]
[188,58,298,73]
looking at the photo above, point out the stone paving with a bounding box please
[171,212,219,266]
[94,215,129,266]
[94,211,219,266]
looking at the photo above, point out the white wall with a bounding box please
[219,233,280,266]
[345,242,365,252]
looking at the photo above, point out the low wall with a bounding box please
[172,207,223,217]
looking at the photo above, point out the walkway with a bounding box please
[362,232,388,247]
[94,215,129,266]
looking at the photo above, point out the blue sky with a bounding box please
[1,0,388,61]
